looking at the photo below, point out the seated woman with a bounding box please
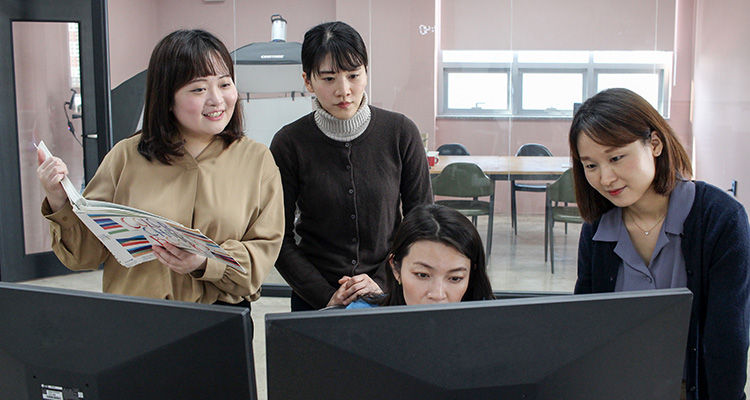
[347,204,494,308]
[569,88,750,400]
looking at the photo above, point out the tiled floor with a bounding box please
[20,214,750,399]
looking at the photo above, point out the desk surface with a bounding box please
[430,155,572,180]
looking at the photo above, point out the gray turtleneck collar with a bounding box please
[313,91,371,142]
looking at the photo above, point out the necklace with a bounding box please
[626,208,667,235]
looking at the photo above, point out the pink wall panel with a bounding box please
[105,0,750,213]
[441,0,675,51]
[108,0,336,87]
[692,0,750,206]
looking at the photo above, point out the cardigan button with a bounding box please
[348,188,354,195]
[345,142,351,148]
[690,347,697,352]
[351,259,357,265]
[346,165,351,171]
[689,386,696,392]
[350,214,356,220]
[686,270,693,276]
[352,237,357,243]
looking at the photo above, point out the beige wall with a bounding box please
[106,0,750,211]
[108,0,336,88]
[108,0,158,88]
[692,0,750,205]
[441,0,675,51]
[108,0,438,140]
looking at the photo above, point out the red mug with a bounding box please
[427,151,439,168]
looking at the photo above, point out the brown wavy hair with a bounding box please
[569,88,692,222]
[138,29,243,164]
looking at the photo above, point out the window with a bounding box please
[596,72,660,110]
[440,50,672,118]
[446,70,509,112]
[521,72,583,114]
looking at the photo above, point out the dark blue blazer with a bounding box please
[575,181,750,400]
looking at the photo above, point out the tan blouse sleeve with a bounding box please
[42,158,117,271]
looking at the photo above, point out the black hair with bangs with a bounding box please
[301,21,368,78]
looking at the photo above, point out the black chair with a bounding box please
[431,162,495,256]
[510,143,553,235]
[437,143,470,156]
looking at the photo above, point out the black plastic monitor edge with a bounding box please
[265,288,693,400]
[267,288,682,319]
[0,282,257,400]
[259,282,571,300]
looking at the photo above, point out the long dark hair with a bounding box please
[569,88,692,222]
[138,29,243,164]
[301,21,368,78]
[375,204,494,306]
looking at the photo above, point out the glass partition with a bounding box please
[13,21,84,256]
[104,0,679,293]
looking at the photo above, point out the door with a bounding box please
[0,0,111,281]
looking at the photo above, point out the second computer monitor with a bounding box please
[266,288,692,400]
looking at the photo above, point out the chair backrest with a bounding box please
[547,168,577,203]
[516,143,553,157]
[437,143,471,156]
[432,162,493,197]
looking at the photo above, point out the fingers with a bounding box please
[349,274,383,294]
[37,147,46,165]
[152,244,179,264]
[37,154,70,212]
[153,243,207,274]
[329,274,383,306]
[37,155,69,187]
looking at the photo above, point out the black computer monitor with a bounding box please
[0,282,256,400]
[266,288,692,400]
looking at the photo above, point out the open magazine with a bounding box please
[37,141,245,273]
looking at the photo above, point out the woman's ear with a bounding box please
[650,131,664,157]
[389,255,401,284]
[302,72,315,93]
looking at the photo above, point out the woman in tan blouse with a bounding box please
[36,29,284,306]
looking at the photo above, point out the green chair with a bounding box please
[545,168,584,273]
[431,162,495,256]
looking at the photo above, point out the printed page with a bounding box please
[36,141,244,273]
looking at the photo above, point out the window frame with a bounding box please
[441,66,512,117]
[515,68,587,117]
[439,50,672,118]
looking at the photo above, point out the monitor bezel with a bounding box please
[266,288,692,400]
[0,282,257,400]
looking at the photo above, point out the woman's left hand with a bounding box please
[152,242,207,274]
[326,274,383,307]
